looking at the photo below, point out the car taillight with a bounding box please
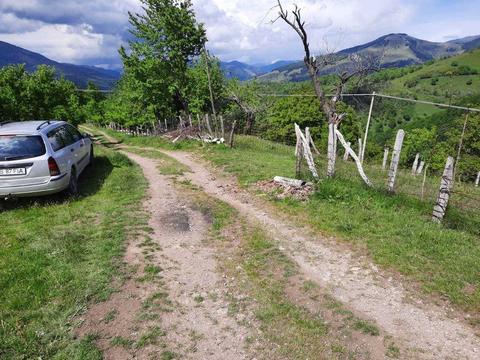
[48,157,60,176]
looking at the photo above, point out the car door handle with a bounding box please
[70,148,74,152]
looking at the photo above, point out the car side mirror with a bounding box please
[82,133,90,139]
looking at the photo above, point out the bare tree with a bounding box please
[274,1,381,177]
[228,87,270,135]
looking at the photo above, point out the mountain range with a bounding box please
[0,33,479,87]
[0,41,120,89]
[220,60,296,81]
[257,33,480,82]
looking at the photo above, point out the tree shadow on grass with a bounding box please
[0,155,114,212]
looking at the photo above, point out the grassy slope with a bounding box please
[0,147,147,359]
[389,49,480,102]
[88,126,480,314]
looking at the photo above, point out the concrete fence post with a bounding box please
[412,153,420,175]
[387,130,405,193]
[432,156,455,224]
[382,147,389,170]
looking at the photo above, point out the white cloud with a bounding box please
[0,0,478,67]
[193,0,417,62]
[0,23,122,65]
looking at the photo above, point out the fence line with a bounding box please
[258,93,480,113]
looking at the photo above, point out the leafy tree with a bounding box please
[184,54,225,115]
[120,0,206,121]
[0,64,83,125]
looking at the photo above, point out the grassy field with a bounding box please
[390,49,480,103]
[86,126,480,315]
[0,147,147,359]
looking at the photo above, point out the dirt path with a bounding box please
[161,150,480,360]
[80,127,480,359]
[77,149,252,359]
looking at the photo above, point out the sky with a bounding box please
[0,0,478,69]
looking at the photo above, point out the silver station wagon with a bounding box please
[0,121,93,198]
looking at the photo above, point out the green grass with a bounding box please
[201,136,480,312]
[83,127,480,313]
[0,147,147,359]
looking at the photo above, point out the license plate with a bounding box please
[0,168,26,176]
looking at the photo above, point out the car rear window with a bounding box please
[0,135,46,161]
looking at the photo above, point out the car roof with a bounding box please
[0,121,66,135]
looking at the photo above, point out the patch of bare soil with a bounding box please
[163,150,480,360]
[256,180,314,201]
[76,151,253,359]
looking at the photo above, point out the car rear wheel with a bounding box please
[67,168,78,196]
[88,146,94,166]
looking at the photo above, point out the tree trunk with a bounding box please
[382,147,389,170]
[327,123,337,177]
[411,153,419,175]
[245,112,255,135]
[387,129,405,193]
[432,156,454,224]
[274,176,309,188]
[475,171,480,187]
[335,129,373,187]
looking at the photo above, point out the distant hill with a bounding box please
[0,41,120,89]
[258,34,480,82]
[220,60,296,80]
[388,48,480,105]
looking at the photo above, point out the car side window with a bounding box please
[66,124,82,143]
[47,128,66,152]
[58,125,75,147]
[47,125,75,152]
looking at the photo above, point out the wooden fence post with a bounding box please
[205,114,213,135]
[387,129,405,193]
[305,127,320,155]
[295,128,303,178]
[295,124,319,179]
[432,156,454,224]
[358,138,363,162]
[361,91,375,164]
[220,115,225,139]
[335,129,373,187]
[343,142,351,161]
[229,120,237,148]
[382,147,389,170]
[411,153,419,175]
[475,171,480,187]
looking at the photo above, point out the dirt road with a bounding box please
[163,150,480,360]
[79,127,480,359]
[77,150,253,359]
